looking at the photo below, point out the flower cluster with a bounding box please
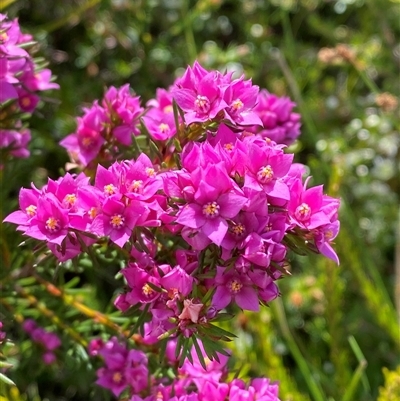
[60,84,144,167]
[90,336,280,401]
[4,61,340,397]
[171,61,262,127]
[22,319,61,365]
[88,337,148,397]
[0,13,59,160]
[248,90,301,145]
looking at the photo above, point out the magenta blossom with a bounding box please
[212,266,259,311]
[250,89,301,146]
[288,178,331,230]
[94,196,148,247]
[23,194,69,245]
[176,163,247,247]
[172,62,227,125]
[223,77,262,127]
[60,102,107,166]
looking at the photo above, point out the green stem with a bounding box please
[271,298,326,401]
[341,359,368,401]
[181,3,197,63]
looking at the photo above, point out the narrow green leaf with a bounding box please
[211,312,234,322]
[192,335,207,370]
[206,323,237,339]
[175,333,184,360]
[129,303,151,337]
[158,338,168,364]
[0,372,16,386]
[348,336,370,392]
[0,361,13,369]
[341,360,368,401]
[178,337,191,367]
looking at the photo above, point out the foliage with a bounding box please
[1,1,399,400]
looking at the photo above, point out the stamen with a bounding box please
[295,203,311,221]
[104,184,117,196]
[194,95,211,114]
[145,167,155,177]
[81,137,93,149]
[110,214,125,229]
[63,193,77,207]
[224,142,234,152]
[257,165,274,184]
[158,123,170,134]
[112,372,123,383]
[25,205,37,217]
[231,223,245,237]
[230,98,244,113]
[202,201,220,218]
[227,279,243,294]
[130,180,143,193]
[88,207,98,220]
[45,217,60,232]
[142,283,154,297]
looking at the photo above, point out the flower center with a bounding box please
[45,217,60,232]
[324,229,333,240]
[145,167,155,177]
[110,214,125,229]
[230,98,244,113]
[202,201,220,218]
[257,165,274,184]
[158,123,170,134]
[231,223,245,237]
[25,205,37,217]
[227,279,243,294]
[88,207,98,220]
[224,142,234,152]
[142,283,154,297]
[63,193,77,207]
[295,203,311,221]
[0,32,9,44]
[194,95,211,114]
[112,372,123,384]
[21,97,31,107]
[163,105,173,113]
[130,180,143,193]
[104,184,117,196]
[81,137,94,149]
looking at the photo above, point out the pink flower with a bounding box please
[250,89,301,145]
[223,77,262,126]
[24,194,69,245]
[121,265,161,306]
[178,299,203,323]
[176,163,247,247]
[288,178,331,230]
[102,84,144,144]
[95,196,148,247]
[23,68,60,92]
[160,266,194,297]
[212,266,259,311]
[60,102,107,166]
[315,221,340,264]
[3,186,40,229]
[0,128,31,158]
[172,62,228,125]
[244,142,293,202]
[142,112,176,141]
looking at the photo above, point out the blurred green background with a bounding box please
[1,0,399,400]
